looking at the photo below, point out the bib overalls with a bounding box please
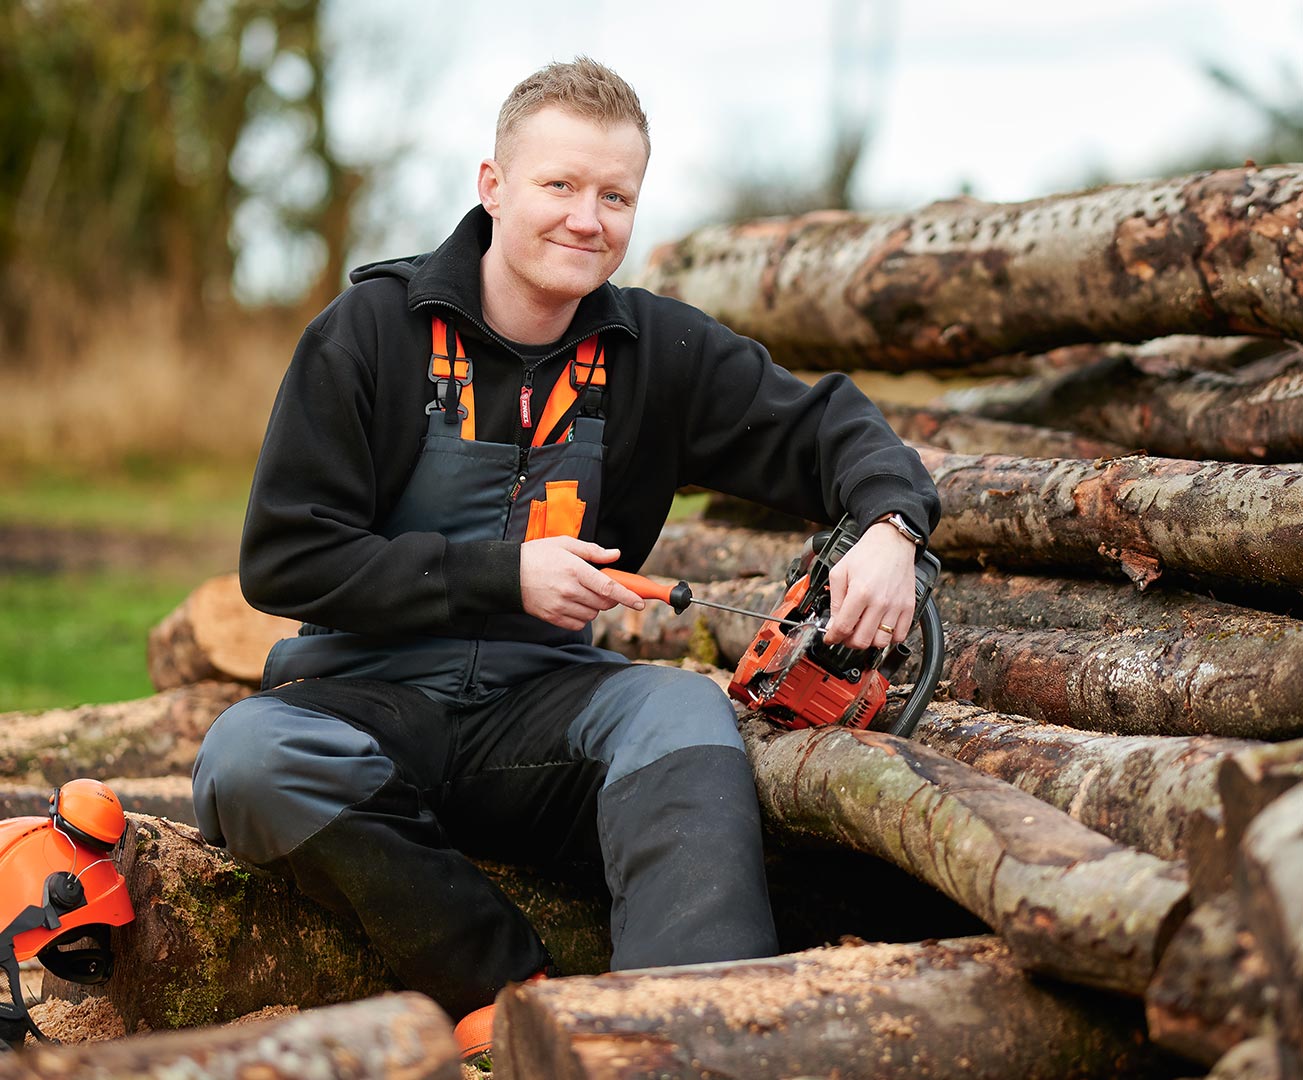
[193,319,778,1019]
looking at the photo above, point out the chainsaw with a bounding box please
[602,514,944,737]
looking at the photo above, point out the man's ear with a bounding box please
[478,158,504,218]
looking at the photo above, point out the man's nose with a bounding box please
[566,195,603,235]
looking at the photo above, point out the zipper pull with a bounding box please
[509,448,529,501]
[519,369,534,429]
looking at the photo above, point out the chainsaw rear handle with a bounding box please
[600,569,692,613]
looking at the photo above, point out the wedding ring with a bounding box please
[878,623,894,633]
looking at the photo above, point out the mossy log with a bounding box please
[936,343,1303,463]
[41,814,610,1033]
[916,445,1303,592]
[0,993,458,1079]
[636,165,1303,372]
[0,682,249,786]
[493,937,1173,1080]
[1144,893,1273,1067]
[739,720,1190,996]
[880,402,1131,458]
[147,573,299,691]
[940,620,1303,739]
[913,700,1274,861]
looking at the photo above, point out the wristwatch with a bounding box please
[874,512,924,547]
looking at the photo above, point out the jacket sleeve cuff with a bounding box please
[442,540,522,616]
[844,475,939,546]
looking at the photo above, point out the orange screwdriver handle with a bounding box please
[601,569,692,613]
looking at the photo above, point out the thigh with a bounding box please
[439,660,629,864]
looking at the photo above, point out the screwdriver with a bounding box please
[601,569,817,631]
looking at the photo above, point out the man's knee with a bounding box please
[193,694,393,865]
[569,665,743,786]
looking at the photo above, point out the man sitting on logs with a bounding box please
[191,56,939,1060]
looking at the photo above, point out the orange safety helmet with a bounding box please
[0,779,134,1050]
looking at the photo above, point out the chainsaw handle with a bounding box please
[600,570,692,613]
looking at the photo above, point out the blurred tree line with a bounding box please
[0,0,362,358]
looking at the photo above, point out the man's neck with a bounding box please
[479,253,580,345]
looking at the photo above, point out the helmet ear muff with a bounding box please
[48,782,125,853]
[37,925,115,986]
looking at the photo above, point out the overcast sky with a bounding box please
[240,0,1303,298]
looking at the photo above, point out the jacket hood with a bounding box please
[348,206,638,345]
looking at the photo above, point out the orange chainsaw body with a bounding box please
[727,574,889,730]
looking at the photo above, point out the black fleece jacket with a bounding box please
[239,207,941,638]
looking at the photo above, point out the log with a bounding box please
[0,992,459,1079]
[912,700,1268,861]
[935,344,1303,463]
[0,776,197,825]
[41,813,610,1033]
[0,682,250,786]
[1204,1037,1302,1080]
[880,402,1132,458]
[1144,892,1274,1066]
[940,620,1303,740]
[935,566,1274,632]
[636,165,1303,372]
[639,520,803,582]
[147,573,299,691]
[1236,784,1303,1052]
[494,937,1170,1080]
[916,445,1303,592]
[740,720,1190,996]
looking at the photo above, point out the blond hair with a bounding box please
[495,56,650,163]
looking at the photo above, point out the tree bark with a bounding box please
[0,682,249,786]
[936,344,1303,463]
[1144,893,1274,1067]
[1236,784,1303,1053]
[739,720,1190,996]
[639,520,803,582]
[494,937,1169,1080]
[935,567,1268,632]
[147,573,299,691]
[912,700,1270,861]
[41,814,610,1033]
[881,402,1131,458]
[636,165,1303,372]
[0,993,459,1079]
[940,620,1303,740]
[917,445,1303,592]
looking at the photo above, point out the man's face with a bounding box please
[479,106,649,311]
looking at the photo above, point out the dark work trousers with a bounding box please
[192,660,778,1019]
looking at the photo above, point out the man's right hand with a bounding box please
[520,536,646,630]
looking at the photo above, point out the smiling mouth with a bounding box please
[549,239,603,253]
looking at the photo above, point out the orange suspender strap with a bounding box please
[429,318,475,441]
[531,335,605,448]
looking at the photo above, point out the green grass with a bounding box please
[0,570,196,712]
[0,458,252,713]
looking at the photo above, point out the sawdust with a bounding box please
[24,996,126,1045]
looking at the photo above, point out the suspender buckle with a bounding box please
[570,341,606,420]
[428,355,473,422]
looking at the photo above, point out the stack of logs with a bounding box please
[2,163,1303,1078]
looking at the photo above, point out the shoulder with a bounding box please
[612,285,745,353]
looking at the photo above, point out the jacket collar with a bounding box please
[405,206,639,347]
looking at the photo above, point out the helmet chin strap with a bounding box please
[0,873,85,1049]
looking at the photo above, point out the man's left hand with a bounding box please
[822,522,918,650]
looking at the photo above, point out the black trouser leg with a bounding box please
[269,771,552,1020]
[599,744,778,970]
